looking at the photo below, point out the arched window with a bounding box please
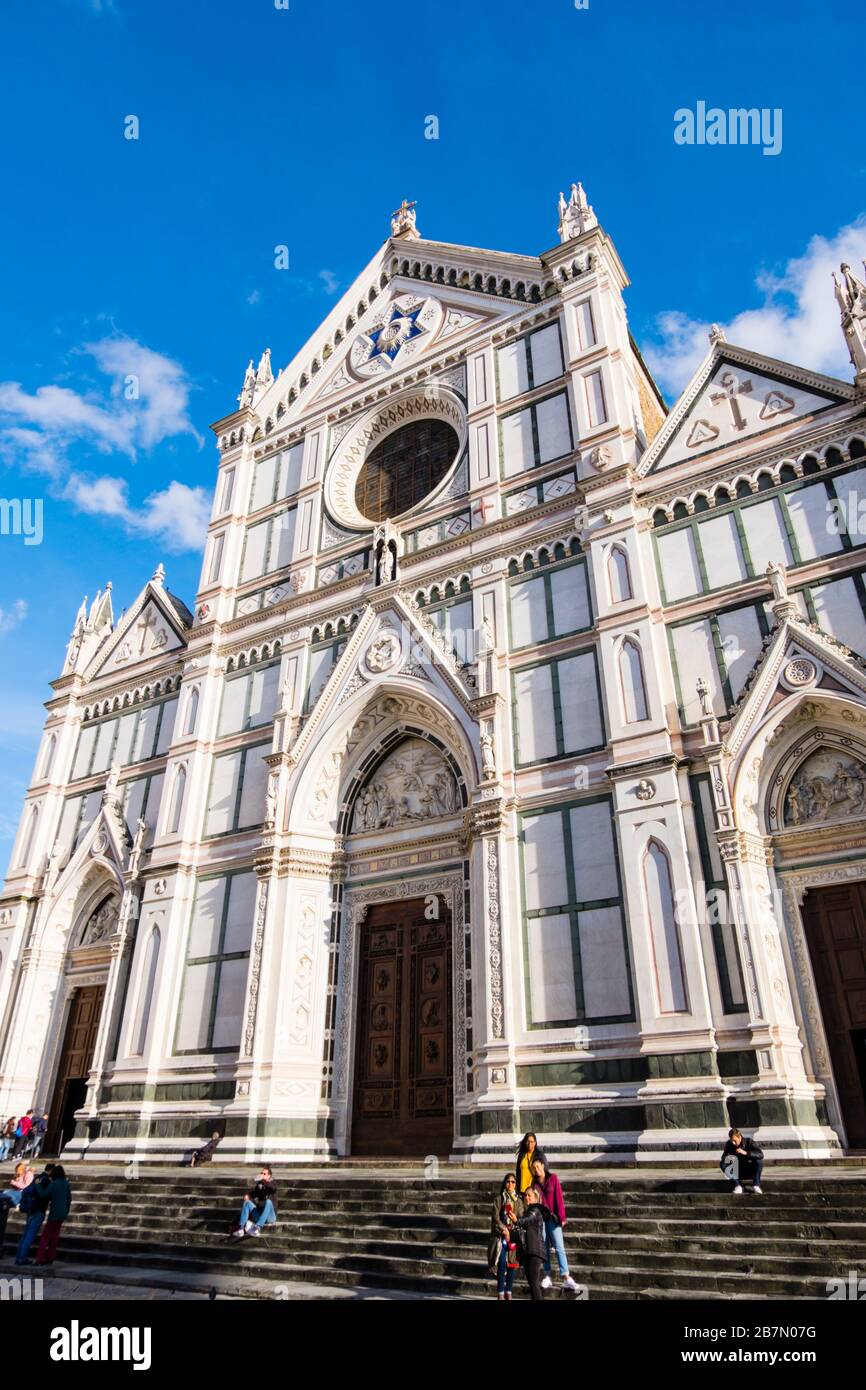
[132,926,161,1056]
[168,765,187,835]
[642,839,687,1013]
[607,545,632,604]
[184,687,199,737]
[40,733,57,780]
[17,804,39,868]
[619,637,649,722]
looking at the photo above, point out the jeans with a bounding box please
[36,1218,64,1264]
[496,1240,516,1294]
[729,1156,764,1189]
[543,1217,570,1278]
[0,1189,23,1207]
[0,1139,11,1161]
[15,1211,45,1264]
[240,1198,275,1229]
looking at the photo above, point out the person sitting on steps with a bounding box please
[189,1130,222,1168]
[232,1166,277,1237]
[720,1127,764,1195]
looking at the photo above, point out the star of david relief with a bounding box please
[349,295,444,379]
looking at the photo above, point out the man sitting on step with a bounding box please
[719,1128,764,1195]
[232,1166,277,1237]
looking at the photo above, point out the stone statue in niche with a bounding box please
[80,893,120,945]
[352,737,458,832]
[480,726,496,779]
[373,521,399,585]
[784,749,866,826]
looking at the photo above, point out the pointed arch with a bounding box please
[40,733,57,780]
[618,636,649,722]
[17,803,39,868]
[132,925,161,1056]
[184,685,199,736]
[168,764,187,835]
[642,838,688,1013]
[606,544,632,604]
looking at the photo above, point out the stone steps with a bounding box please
[3,1168,864,1300]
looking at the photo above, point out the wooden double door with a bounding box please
[46,984,105,1155]
[802,882,866,1149]
[351,897,453,1157]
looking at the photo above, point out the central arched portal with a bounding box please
[351,892,453,1157]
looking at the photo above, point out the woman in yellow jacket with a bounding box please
[516,1133,546,1195]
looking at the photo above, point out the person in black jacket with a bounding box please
[14,1163,55,1266]
[720,1128,764,1194]
[232,1166,277,1237]
[514,1187,551,1300]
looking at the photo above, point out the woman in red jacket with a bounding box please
[531,1157,579,1292]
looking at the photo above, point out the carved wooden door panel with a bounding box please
[352,897,453,1156]
[803,883,866,1149]
[47,984,105,1153]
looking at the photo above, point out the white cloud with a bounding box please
[644,216,866,397]
[83,337,201,450]
[0,335,207,552]
[0,381,132,452]
[133,480,212,552]
[0,600,27,638]
[319,269,340,295]
[63,473,211,553]
[247,289,261,306]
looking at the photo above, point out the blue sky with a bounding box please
[0,0,864,878]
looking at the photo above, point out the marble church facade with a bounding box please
[2,190,866,1164]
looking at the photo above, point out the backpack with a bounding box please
[19,1181,39,1215]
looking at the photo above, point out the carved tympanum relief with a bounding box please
[784,749,866,826]
[79,893,120,946]
[351,737,458,833]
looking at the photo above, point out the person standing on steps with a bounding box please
[12,1112,33,1158]
[0,1117,17,1161]
[514,1186,549,1301]
[488,1173,524,1300]
[232,1166,277,1237]
[30,1113,49,1161]
[34,1164,72,1267]
[515,1132,546,1196]
[720,1128,764,1195]
[14,1163,55,1266]
[531,1156,580,1293]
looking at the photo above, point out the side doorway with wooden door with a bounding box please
[46,984,105,1154]
[802,882,866,1149]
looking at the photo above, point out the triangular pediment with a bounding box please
[51,804,129,905]
[638,343,852,476]
[726,615,866,761]
[290,591,478,770]
[87,582,189,681]
[243,236,548,429]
